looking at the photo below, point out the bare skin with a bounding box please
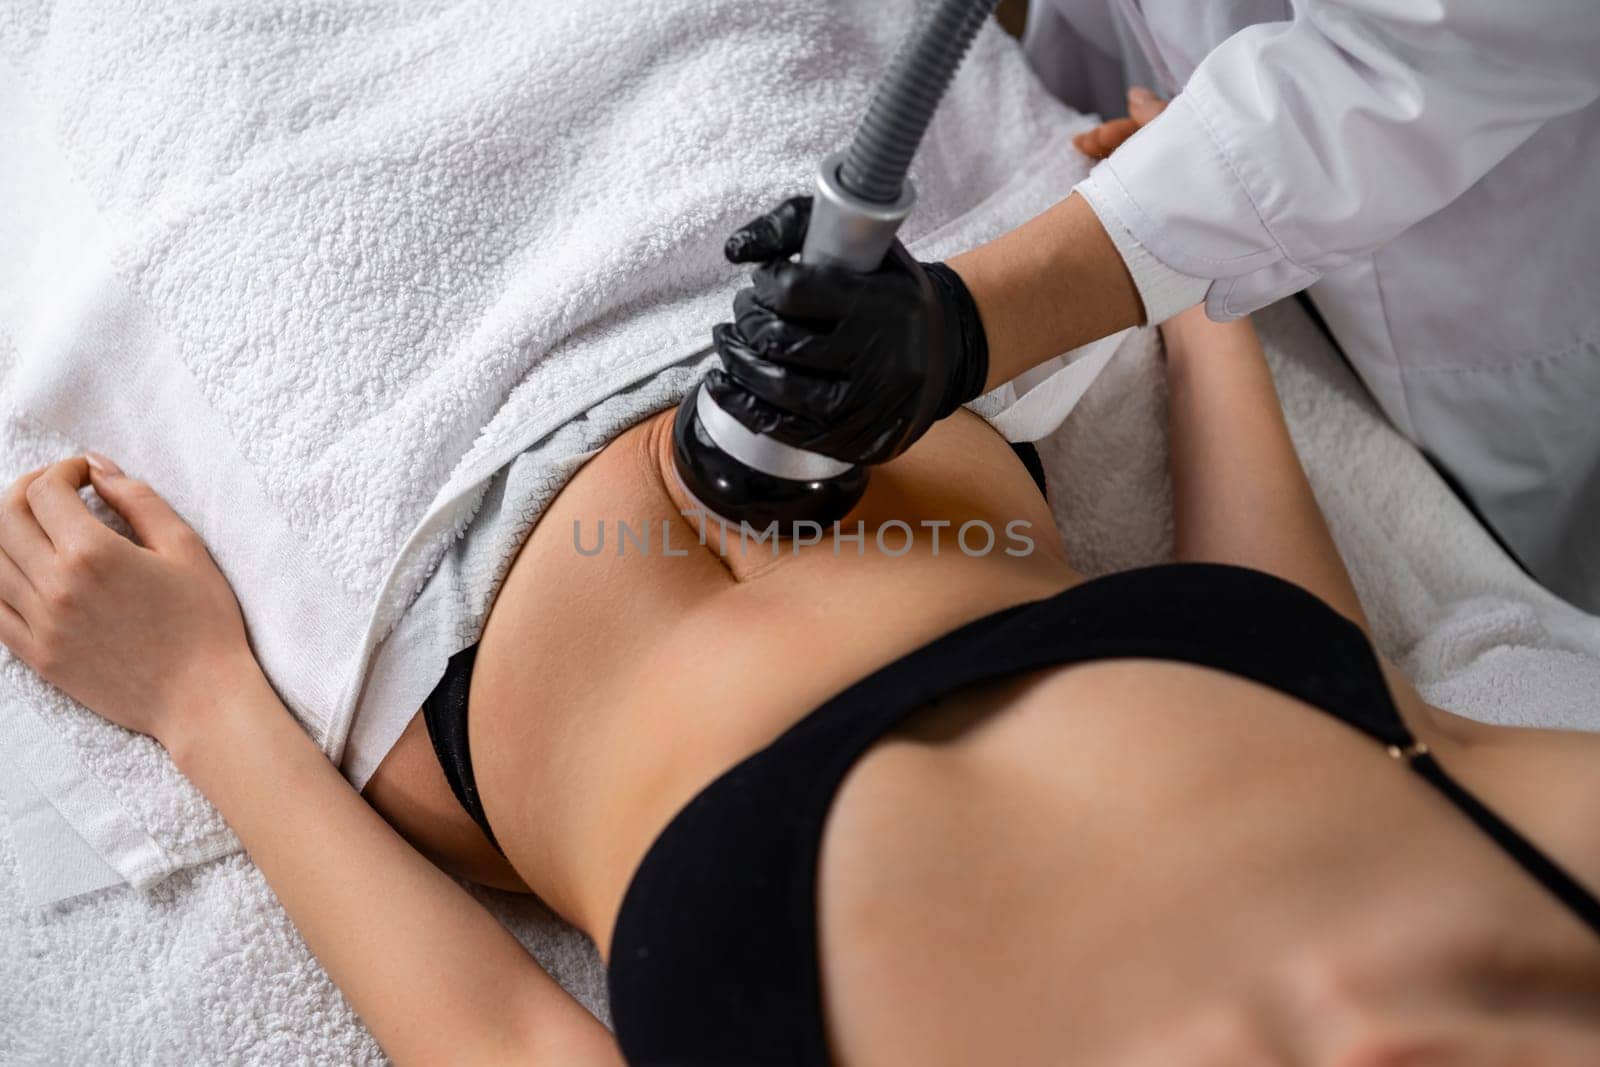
[949,87,1168,389]
[3,98,1597,1063]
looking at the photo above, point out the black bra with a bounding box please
[602,564,1600,1065]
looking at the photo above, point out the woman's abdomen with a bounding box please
[464,404,1075,939]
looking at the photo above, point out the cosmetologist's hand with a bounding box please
[705,195,990,467]
[1072,86,1169,160]
[0,454,260,747]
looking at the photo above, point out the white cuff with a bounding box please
[1074,177,1209,326]
[1075,89,1321,321]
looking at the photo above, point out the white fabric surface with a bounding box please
[1031,0,1600,612]
[5,296,1599,1063]
[0,1,1117,905]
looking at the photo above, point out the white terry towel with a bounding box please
[0,1,1123,904]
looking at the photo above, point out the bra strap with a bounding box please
[1404,749,1600,938]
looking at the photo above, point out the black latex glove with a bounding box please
[704,196,989,467]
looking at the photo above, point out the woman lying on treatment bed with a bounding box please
[2,101,1599,1066]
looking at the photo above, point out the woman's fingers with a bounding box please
[1072,117,1139,160]
[0,453,197,584]
[0,542,36,662]
[0,597,30,656]
[1070,88,1171,160]
[0,543,31,611]
[86,452,196,554]
[1127,86,1168,126]
[23,457,118,563]
[0,465,57,576]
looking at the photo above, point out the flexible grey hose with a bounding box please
[838,0,1001,205]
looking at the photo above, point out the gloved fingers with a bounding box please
[823,410,914,467]
[715,322,923,465]
[748,258,865,321]
[724,196,812,263]
[882,239,925,278]
[822,358,924,462]
[703,369,830,448]
[750,240,925,313]
[704,368,904,465]
[732,289,856,373]
[713,323,844,426]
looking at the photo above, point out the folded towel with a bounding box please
[0,1,1116,904]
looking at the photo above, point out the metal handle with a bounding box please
[800,152,916,272]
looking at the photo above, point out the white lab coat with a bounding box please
[1025,0,1600,612]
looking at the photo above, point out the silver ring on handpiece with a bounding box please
[695,385,856,482]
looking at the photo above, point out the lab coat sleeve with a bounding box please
[1074,176,1210,325]
[1074,0,1600,320]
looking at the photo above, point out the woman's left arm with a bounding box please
[0,456,620,1067]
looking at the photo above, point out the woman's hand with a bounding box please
[0,453,259,747]
[1072,87,1169,160]
[0,455,618,1065]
